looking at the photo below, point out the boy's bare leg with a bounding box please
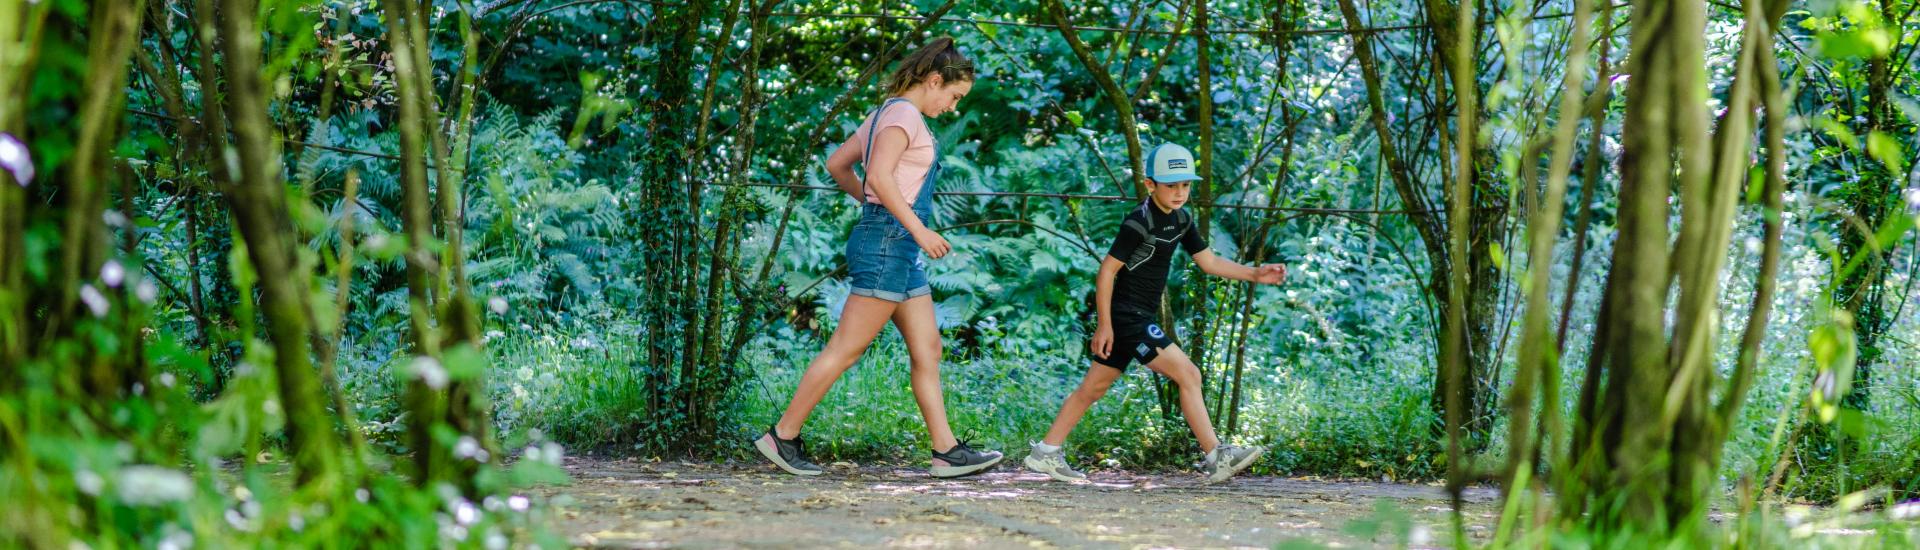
[1144,345,1220,453]
[771,295,900,439]
[891,294,957,452]
[1041,363,1124,446]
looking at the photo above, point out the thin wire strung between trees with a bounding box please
[763,9,1592,37]
[598,0,1622,37]
[715,181,1449,216]
[124,108,1444,218]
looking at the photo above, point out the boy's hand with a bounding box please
[1091,324,1114,359]
[913,228,951,259]
[1253,263,1287,285]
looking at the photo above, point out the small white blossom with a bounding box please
[410,357,448,390]
[135,279,158,303]
[80,285,109,317]
[454,436,481,460]
[75,470,104,496]
[116,466,193,506]
[0,133,33,185]
[454,500,479,526]
[100,260,125,288]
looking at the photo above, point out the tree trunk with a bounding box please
[218,0,341,488]
[1436,0,1477,524]
[1557,2,1616,351]
[639,0,710,441]
[382,0,449,483]
[432,1,495,470]
[1834,0,1904,411]
[1559,0,1788,534]
[0,0,46,386]
[692,0,771,441]
[1338,1,1491,454]
[1504,0,1596,497]
[1186,0,1219,388]
[1045,0,1150,197]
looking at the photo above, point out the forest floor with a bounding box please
[539,456,1504,549]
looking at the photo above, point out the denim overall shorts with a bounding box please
[845,98,940,302]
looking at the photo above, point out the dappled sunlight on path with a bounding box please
[540,457,1500,548]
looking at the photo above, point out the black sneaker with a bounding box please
[930,439,1003,478]
[754,425,824,476]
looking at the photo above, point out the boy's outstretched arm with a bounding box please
[1193,251,1287,285]
[1091,256,1124,359]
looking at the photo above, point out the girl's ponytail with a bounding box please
[884,37,974,95]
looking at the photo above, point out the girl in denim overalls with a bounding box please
[754,38,1003,478]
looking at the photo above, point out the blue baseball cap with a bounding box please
[1144,143,1201,184]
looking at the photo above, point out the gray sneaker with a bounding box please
[1202,444,1266,483]
[754,425,825,476]
[1022,443,1088,482]
[930,440,1004,478]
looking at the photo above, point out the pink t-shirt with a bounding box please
[842,100,935,205]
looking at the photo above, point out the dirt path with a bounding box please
[541,457,1501,549]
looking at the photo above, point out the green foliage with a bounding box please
[11,0,1920,545]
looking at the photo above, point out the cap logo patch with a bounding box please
[1165,159,1189,170]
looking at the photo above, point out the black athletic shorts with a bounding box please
[1091,315,1175,371]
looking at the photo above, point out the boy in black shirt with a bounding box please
[1024,143,1287,483]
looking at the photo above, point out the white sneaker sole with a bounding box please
[1022,455,1088,482]
[754,436,824,476]
[931,453,1004,478]
[1206,447,1267,483]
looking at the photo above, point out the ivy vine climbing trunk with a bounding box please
[636,0,709,449]
[692,0,774,441]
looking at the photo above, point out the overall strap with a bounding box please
[859,98,913,203]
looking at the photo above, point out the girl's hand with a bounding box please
[1091,324,1115,359]
[1254,264,1287,285]
[913,228,951,259]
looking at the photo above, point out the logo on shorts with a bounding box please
[1146,324,1165,339]
[1136,343,1151,356]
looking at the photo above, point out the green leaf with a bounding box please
[1834,408,1874,440]
[1489,242,1507,270]
[1063,110,1084,127]
[1866,130,1904,174]
[443,344,490,381]
[977,22,998,40]
[1816,117,1860,150]
[1817,28,1891,59]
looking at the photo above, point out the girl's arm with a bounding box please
[864,126,952,258]
[1193,251,1286,285]
[863,128,922,230]
[825,139,863,201]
